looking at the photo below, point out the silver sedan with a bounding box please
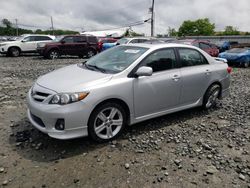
[27,43,231,142]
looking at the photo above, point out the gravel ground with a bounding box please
[0,55,249,188]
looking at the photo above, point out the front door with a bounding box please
[20,36,37,51]
[59,36,75,55]
[133,48,182,118]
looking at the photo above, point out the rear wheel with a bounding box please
[203,84,221,109]
[9,47,20,57]
[48,49,59,59]
[242,60,249,68]
[87,49,96,58]
[88,102,126,142]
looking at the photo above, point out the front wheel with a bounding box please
[9,47,20,57]
[203,84,221,109]
[88,102,127,142]
[48,49,59,59]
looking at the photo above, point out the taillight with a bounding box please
[227,67,232,74]
[98,42,103,51]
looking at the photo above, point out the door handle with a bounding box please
[172,75,180,81]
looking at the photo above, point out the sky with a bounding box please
[0,0,249,35]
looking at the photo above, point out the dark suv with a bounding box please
[38,35,99,59]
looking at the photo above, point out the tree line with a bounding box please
[0,18,79,36]
[166,18,250,37]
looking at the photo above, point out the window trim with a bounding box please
[176,47,209,68]
[128,47,178,77]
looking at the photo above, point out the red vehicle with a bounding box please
[97,38,117,51]
[178,39,219,57]
[37,35,99,59]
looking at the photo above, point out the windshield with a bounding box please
[228,48,247,53]
[85,46,148,73]
[117,38,129,44]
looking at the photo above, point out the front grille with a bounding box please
[32,91,50,102]
[30,113,45,127]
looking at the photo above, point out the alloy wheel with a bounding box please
[205,88,220,108]
[94,107,123,140]
[87,50,95,58]
[49,51,59,59]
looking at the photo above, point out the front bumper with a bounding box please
[0,47,7,54]
[27,85,90,140]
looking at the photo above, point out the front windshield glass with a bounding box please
[85,46,148,73]
[228,48,247,53]
[117,38,129,44]
[54,36,64,42]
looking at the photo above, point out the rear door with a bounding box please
[177,48,212,106]
[74,36,87,55]
[133,48,182,118]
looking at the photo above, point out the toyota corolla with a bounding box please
[27,44,231,142]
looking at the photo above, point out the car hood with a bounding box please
[0,40,21,45]
[36,64,113,93]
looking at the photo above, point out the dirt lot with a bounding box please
[0,55,249,188]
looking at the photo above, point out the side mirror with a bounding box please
[61,41,65,44]
[135,66,153,77]
[21,40,25,43]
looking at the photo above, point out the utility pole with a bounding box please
[50,16,54,35]
[150,0,155,37]
[15,19,18,36]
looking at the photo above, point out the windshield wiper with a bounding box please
[85,64,107,73]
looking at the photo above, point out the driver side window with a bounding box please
[140,48,176,73]
[62,37,74,43]
[23,36,36,42]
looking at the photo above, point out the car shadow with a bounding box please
[8,106,220,163]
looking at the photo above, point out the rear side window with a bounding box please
[141,48,176,72]
[74,36,86,42]
[35,36,52,41]
[178,48,208,67]
[130,39,139,43]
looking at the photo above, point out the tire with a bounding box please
[202,84,221,109]
[88,102,127,142]
[9,47,20,57]
[87,49,96,58]
[48,49,59,59]
[242,60,249,68]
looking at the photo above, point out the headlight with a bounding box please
[50,92,89,105]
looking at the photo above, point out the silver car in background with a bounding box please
[27,43,231,142]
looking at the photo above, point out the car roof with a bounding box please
[123,43,198,50]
